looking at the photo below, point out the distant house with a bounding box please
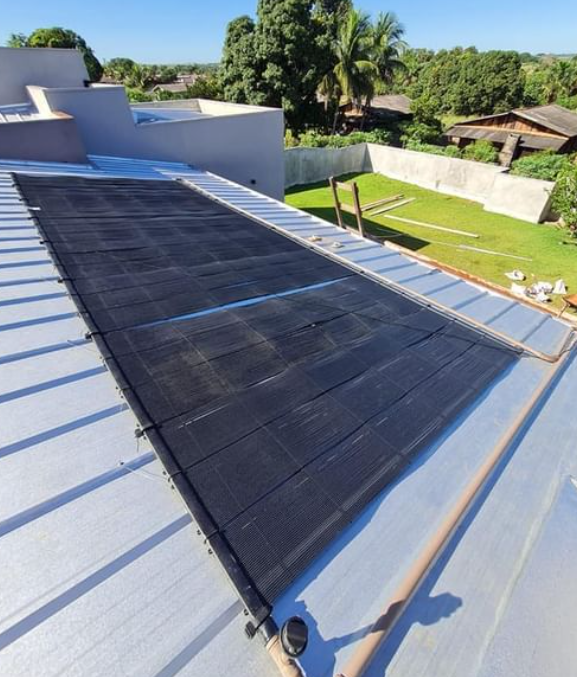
[151,73,200,95]
[343,94,413,129]
[445,104,577,165]
[150,82,188,95]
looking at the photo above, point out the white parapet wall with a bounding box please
[27,86,285,200]
[0,47,88,106]
[284,143,554,223]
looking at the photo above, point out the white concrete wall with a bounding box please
[30,86,285,200]
[137,111,285,199]
[0,116,87,163]
[285,145,367,187]
[484,172,554,223]
[0,47,88,106]
[285,143,554,223]
[366,143,503,202]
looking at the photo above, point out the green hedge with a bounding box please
[404,140,462,158]
[462,140,499,164]
[511,150,574,181]
[286,129,392,148]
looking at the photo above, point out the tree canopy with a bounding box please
[395,48,525,115]
[6,27,103,81]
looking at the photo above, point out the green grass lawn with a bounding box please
[286,172,577,312]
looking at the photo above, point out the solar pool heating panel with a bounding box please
[16,173,518,626]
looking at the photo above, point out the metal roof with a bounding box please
[513,104,577,138]
[445,104,577,144]
[1,154,576,677]
[445,125,567,151]
[369,95,412,115]
[0,103,39,124]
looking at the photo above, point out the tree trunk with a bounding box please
[331,105,340,136]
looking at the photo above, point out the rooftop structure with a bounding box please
[446,104,577,164]
[0,152,576,677]
[0,47,284,199]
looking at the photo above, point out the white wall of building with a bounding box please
[0,47,88,106]
[0,115,87,163]
[28,85,285,200]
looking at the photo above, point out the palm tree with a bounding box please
[326,8,378,133]
[371,13,407,92]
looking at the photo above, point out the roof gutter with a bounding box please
[335,339,575,677]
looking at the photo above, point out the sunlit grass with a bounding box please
[286,172,577,311]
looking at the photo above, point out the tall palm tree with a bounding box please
[327,8,378,133]
[371,12,407,92]
[357,12,407,129]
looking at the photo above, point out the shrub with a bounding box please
[405,140,447,156]
[463,140,498,164]
[284,129,299,148]
[551,164,577,235]
[294,130,392,148]
[404,140,462,159]
[511,150,573,181]
[444,144,463,159]
[400,120,444,146]
[125,87,153,103]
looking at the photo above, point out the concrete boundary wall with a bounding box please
[483,171,554,223]
[285,143,554,223]
[366,143,502,202]
[285,144,367,188]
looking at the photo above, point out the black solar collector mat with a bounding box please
[17,174,519,627]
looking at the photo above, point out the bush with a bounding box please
[511,150,573,181]
[463,140,498,164]
[444,144,463,159]
[551,165,577,235]
[404,140,462,159]
[284,129,299,148]
[400,120,444,146]
[125,87,153,103]
[293,130,392,149]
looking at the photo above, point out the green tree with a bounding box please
[370,12,406,93]
[452,51,525,114]
[253,0,329,130]
[221,1,332,131]
[124,64,156,90]
[220,16,260,104]
[104,57,136,83]
[24,28,103,81]
[400,95,443,145]
[552,164,577,235]
[6,33,27,48]
[543,60,577,103]
[331,8,377,114]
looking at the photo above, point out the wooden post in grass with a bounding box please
[351,182,365,238]
[329,176,345,229]
[329,176,365,237]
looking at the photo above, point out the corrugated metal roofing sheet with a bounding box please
[445,125,567,151]
[514,104,577,138]
[1,155,576,677]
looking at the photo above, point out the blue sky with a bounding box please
[2,0,575,63]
